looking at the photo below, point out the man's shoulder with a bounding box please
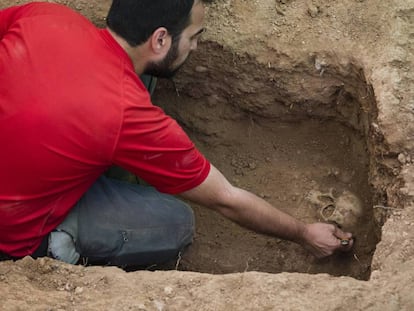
[3,2,92,32]
[12,2,83,19]
[1,2,85,35]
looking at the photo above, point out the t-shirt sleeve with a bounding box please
[112,76,211,194]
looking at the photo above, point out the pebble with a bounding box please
[154,300,165,311]
[398,153,406,164]
[307,4,319,17]
[195,65,208,73]
[38,258,46,267]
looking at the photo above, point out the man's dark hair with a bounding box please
[107,0,198,47]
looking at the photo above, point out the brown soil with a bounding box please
[1,0,414,310]
[154,75,377,279]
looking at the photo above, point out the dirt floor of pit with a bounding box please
[153,85,378,280]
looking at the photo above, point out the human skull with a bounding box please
[306,189,364,230]
[320,190,363,229]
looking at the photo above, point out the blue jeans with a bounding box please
[49,176,194,268]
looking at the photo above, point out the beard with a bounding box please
[144,38,186,79]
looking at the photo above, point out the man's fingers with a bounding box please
[332,225,353,240]
[332,226,354,251]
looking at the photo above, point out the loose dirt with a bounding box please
[1,0,414,310]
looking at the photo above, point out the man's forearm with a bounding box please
[181,165,306,243]
[210,186,307,244]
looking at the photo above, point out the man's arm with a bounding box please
[180,164,353,258]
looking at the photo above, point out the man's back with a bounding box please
[0,3,128,256]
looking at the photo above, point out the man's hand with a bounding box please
[300,223,354,258]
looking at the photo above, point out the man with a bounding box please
[0,0,353,267]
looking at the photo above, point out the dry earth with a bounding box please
[1,0,414,310]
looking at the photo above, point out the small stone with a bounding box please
[74,287,84,295]
[206,94,220,107]
[195,65,208,73]
[235,168,244,175]
[397,153,406,164]
[307,4,319,18]
[260,193,270,199]
[333,170,340,176]
[154,300,165,311]
[38,257,46,267]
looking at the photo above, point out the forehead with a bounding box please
[182,1,205,36]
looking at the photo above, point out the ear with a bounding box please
[149,27,172,59]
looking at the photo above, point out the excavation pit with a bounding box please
[153,42,388,280]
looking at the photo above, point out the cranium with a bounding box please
[306,189,363,230]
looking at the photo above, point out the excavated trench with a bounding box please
[153,42,393,281]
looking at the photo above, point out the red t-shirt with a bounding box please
[0,2,210,257]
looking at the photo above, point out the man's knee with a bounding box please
[85,197,195,267]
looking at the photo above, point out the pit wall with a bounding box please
[172,42,391,212]
[1,0,414,309]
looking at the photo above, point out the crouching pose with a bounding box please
[0,0,353,266]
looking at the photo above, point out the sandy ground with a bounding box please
[1,0,414,310]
